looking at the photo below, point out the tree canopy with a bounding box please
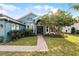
[42,9,73,33]
[70,4,79,11]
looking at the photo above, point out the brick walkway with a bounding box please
[0,35,48,51]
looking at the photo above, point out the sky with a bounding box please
[0,3,79,19]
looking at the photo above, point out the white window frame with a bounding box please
[12,23,16,30]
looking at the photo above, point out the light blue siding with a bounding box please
[3,21,12,43]
[34,25,37,35]
[0,20,5,37]
[19,13,37,34]
[0,19,25,43]
[19,13,37,24]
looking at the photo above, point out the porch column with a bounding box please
[43,26,46,35]
[34,25,37,35]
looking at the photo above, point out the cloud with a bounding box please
[0,4,58,19]
[0,3,20,11]
[33,5,43,10]
[25,5,54,11]
[25,5,59,16]
[0,10,8,15]
[0,3,21,19]
[44,5,54,11]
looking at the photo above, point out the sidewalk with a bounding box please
[0,35,48,51]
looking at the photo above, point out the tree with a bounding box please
[42,9,73,35]
[70,4,79,11]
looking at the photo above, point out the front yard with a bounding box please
[0,34,79,56]
[44,34,79,55]
[6,36,37,46]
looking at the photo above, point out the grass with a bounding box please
[0,34,79,56]
[6,36,37,46]
[44,34,79,56]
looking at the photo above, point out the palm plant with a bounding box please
[70,4,79,11]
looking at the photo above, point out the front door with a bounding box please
[37,26,43,34]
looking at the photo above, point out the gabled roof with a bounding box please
[0,14,25,26]
[33,16,42,23]
[0,14,15,20]
[18,12,37,20]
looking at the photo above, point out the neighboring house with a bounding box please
[62,23,79,33]
[62,17,79,33]
[62,26,71,33]
[0,14,26,43]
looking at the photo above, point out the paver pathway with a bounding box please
[0,35,48,51]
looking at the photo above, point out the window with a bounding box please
[31,24,34,29]
[16,25,19,30]
[12,23,16,30]
[46,27,48,32]
[27,25,29,29]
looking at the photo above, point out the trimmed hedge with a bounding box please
[25,29,35,36]
[7,29,26,41]
[7,29,35,41]
[0,36,4,42]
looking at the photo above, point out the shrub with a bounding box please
[76,30,79,34]
[0,36,4,42]
[8,29,27,40]
[8,30,17,41]
[25,29,35,36]
[45,32,64,38]
[16,30,21,39]
[71,27,76,34]
[7,29,35,42]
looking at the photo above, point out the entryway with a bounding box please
[37,26,43,34]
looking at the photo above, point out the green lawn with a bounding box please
[44,34,79,56]
[6,36,37,46]
[0,34,79,56]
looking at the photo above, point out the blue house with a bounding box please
[0,14,26,43]
[18,13,49,35]
[0,13,52,43]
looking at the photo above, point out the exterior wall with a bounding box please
[0,20,5,37]
[62,26,71,33]
[0,20,11,43]
[26,22,34,30]
[71,23,79,30]
[25,22,35,34]
[4,21,12,42]
[19,13,37,34]
[62,23,79,33]
[43,26,46,35]
[19,13,37,24]
[18,24,25,30]
[44,27,50,34]
[0,19,25,43]
[34,24,37,35]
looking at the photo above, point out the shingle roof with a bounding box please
[0,14,25,26]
